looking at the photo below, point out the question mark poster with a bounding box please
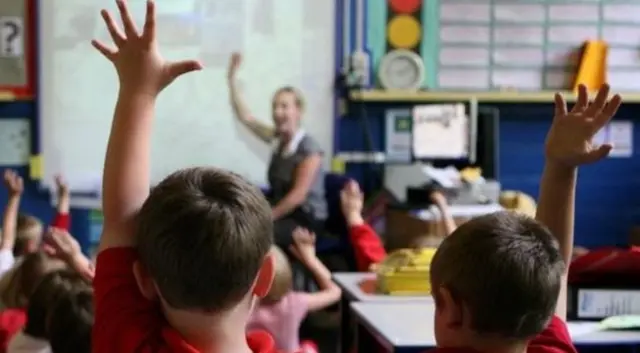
[0,0,28,93]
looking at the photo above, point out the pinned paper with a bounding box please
[412,104,469,159]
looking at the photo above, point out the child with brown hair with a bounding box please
[248,229,341,352]
[46,286,93,353]
[90,1,284,352]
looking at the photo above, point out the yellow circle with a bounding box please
[387,15,421,49]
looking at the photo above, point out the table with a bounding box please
[334,273,432,353]
[351,302,640,353]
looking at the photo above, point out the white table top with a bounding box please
[413,204,503,221]
[333,272,433,302]
[351,302,640,348]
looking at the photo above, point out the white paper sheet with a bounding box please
[547,25,598,45]
[440,26,490,44]
[546,47,580,68]
[412,104,468,159]
[602,26,640,46]
[440,3,491,23]
[548,4,599,22]
[493,26,544,45]
[439,47,490,66]
[438,69,489,89]
[608,48,640,68]
[609,121,634,158]
[603,5,640,23]
[492,48,544,66]
[544,69,573,90]
[491,69,543,90]
[493,4,545,23]
[609,71,640,91]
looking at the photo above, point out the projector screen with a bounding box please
[39,0,335,195]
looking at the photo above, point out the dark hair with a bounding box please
[25,269,89,338]
[430,211,565,340]
[47,288,93,353]
[0,252,64,309]
[136,167,273,311]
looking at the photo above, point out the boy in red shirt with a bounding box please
[428,84,619,353]
[90,1,279,352]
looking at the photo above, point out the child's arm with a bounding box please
[227,53,275,143]
[0,171,22,271]
[341,180,387,271]
[430,190,456,236]
[536,84,621,320]
[44,228,94,283]
[290,228,341,312]
[51,175,71,230]
[91,0,201,251]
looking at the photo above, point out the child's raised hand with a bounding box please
[43,227,82,262]
[227,52,242,80]
[3,170,23,196]
[54,174,69,197]
[289,227,316,262]
[546,84,622,167]
[340,180,363,217]
[91,0,202,97]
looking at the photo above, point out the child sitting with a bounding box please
[91,1,282,352]
[1,171,71,281]
[426,84,620,353]
[341,180,456,271]
[248,229,341,352]
[46,286,93,353]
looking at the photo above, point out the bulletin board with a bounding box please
[436,0,640,91]
[0,0,34,98]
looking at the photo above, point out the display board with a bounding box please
[38,0,335,194]
[0,0,34,98]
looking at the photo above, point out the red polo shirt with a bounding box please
[427,316,577,353]
[93,248,278,353]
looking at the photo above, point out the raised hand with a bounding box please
[3,170,23,196]
[546,84,622,167]
[43,227,82,262]
[289,227,316,262]
[54,174,69,198]
[227,52,242,80]
[91,0,202,96]
[340,180,363,217]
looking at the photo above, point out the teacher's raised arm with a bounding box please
[227,52,276,143]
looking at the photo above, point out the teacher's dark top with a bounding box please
[268,133,328,221]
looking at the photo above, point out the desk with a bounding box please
[413,204,503,221]
[351,302,640,353]
[334,273,432,353]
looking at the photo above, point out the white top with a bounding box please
[351,302,640,349]
[413,204,504,221]
[7,331,51,353]
[0,249,16,276]
[332,273,432,302]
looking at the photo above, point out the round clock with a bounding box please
[378,49,425,91]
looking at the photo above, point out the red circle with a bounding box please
[388,0,421,13]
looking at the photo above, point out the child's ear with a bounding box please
[132,261,158,301]
[252,252,275,298]
[435,286,464,330]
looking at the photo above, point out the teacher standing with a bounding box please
[227,53,327,248]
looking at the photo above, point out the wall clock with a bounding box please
[378,49,425,91]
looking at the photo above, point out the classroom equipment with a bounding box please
[574,40,608,93]
[376,248,436,295]
[0,0,34,99]
[38,0,334,193]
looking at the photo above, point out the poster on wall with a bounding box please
[0,0,33,98]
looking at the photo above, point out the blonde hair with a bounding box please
[0,252,65,308]
[499,191,537,218]
[262,246,292,304]
[273,86,305,111]
[15,214,44,256]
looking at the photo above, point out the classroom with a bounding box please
[1,0,640,352]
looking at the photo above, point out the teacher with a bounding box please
[227,53,327,248]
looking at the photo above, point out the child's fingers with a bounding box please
[141,0,156,43]
[167,60,203,80]
[92,40,117,61]
[116,0,140,38]
[100,10,125,47]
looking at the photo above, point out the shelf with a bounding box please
[0,91,15,101]
[350,90,640,103]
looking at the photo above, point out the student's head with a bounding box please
[15,214,44,256]
[134,168,274,321]
[47,287,94,353]
[25,269,89,339]
[272,86,304,139]
[1,252,65,309]
[262,246,292,304]
[429,212,564,348]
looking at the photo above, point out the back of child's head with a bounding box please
[136,167,273,312]
[25,269,88,339]
[429,211,565,342]
[15,214,43,256]
[262,246,292,304]
[47,287,93,353]
[1,252,65,309]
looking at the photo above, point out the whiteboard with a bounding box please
[39,0,335,193]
